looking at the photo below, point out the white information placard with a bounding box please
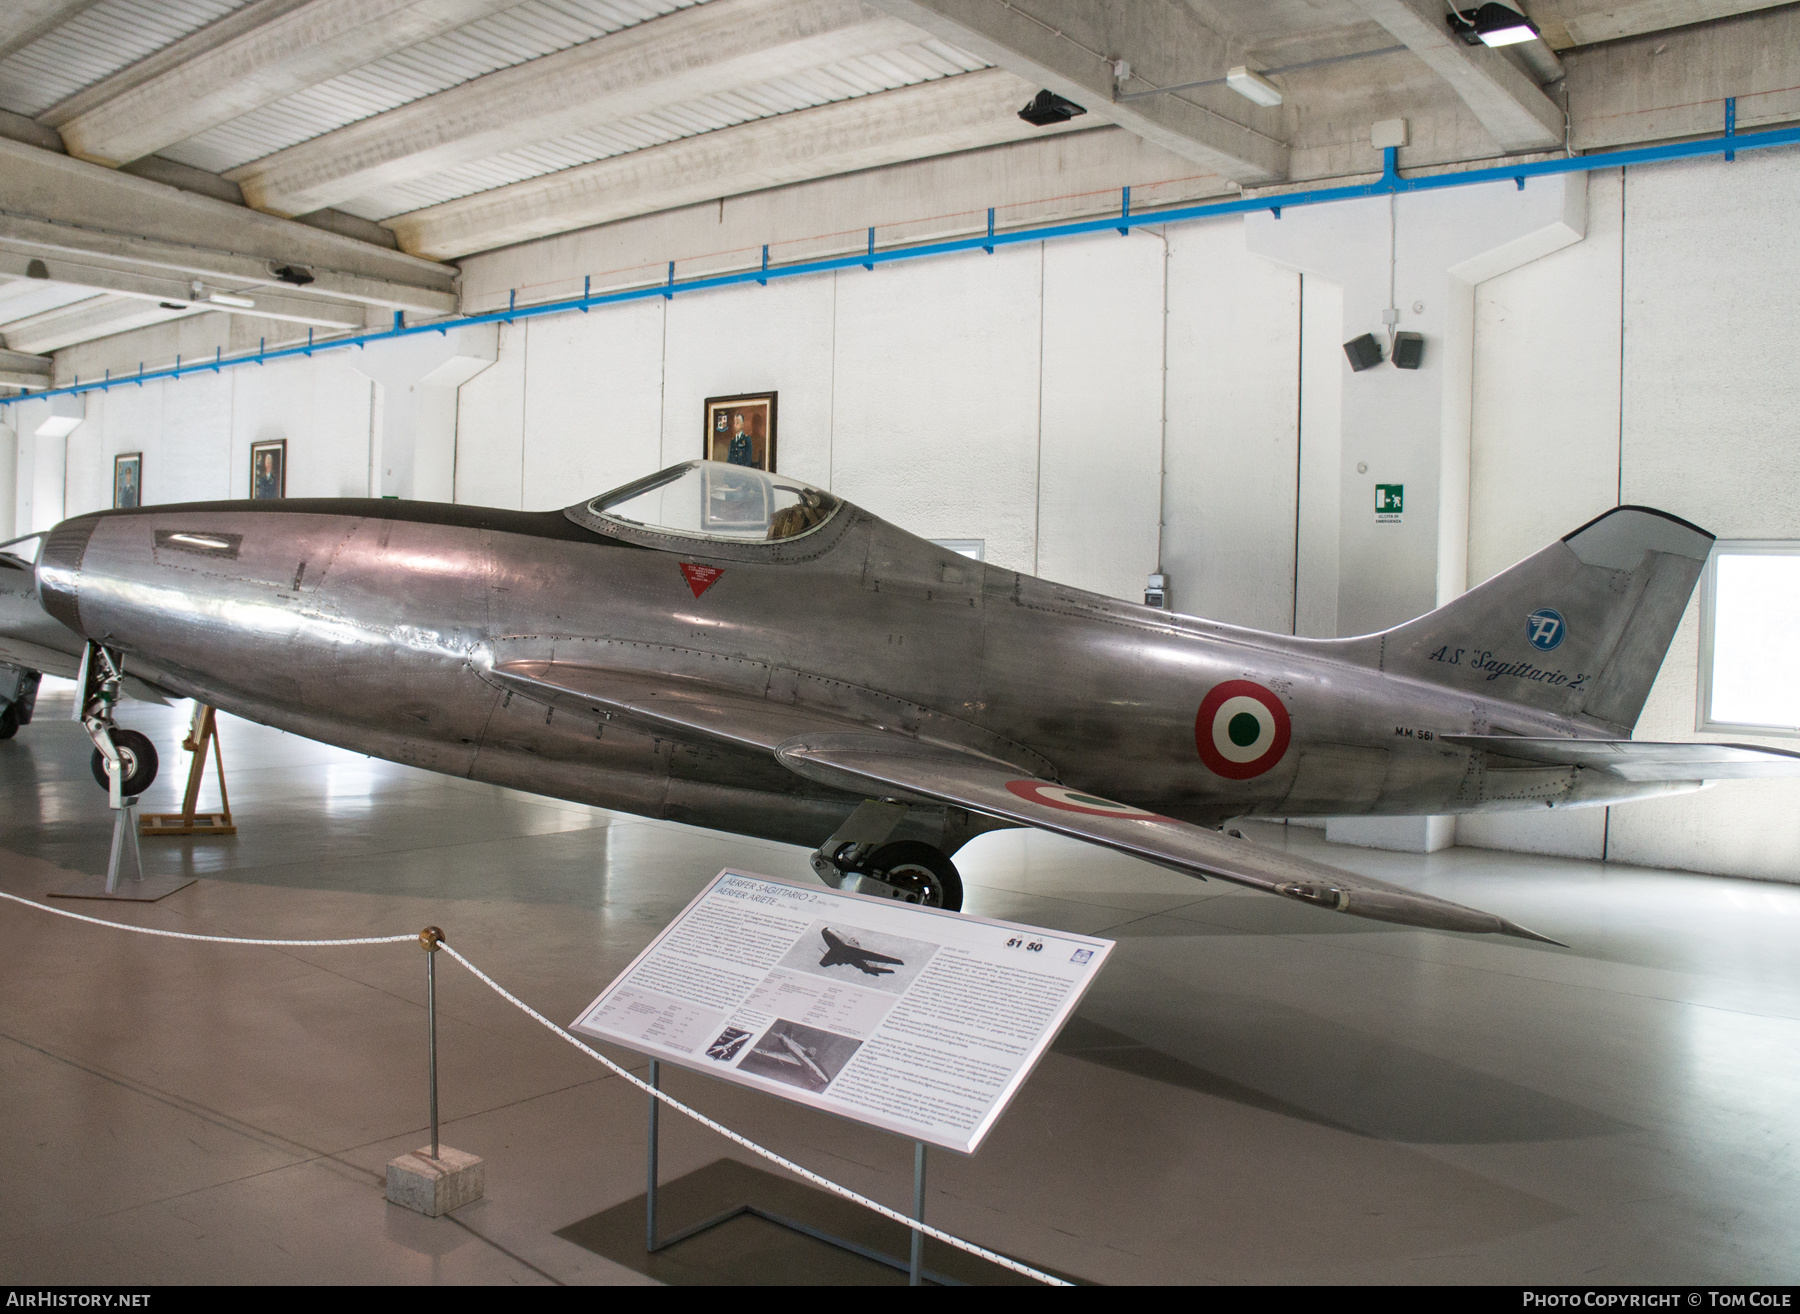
[571,870,1114,1154]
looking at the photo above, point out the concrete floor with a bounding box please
[2,686,1798,1285]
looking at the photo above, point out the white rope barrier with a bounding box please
[0,889,1069,1286]
[0,889,415,945]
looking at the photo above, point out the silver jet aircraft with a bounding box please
[6,459,1800,943]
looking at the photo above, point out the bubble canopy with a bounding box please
[587,461,841,543]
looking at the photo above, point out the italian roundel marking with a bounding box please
[1004,780,1170,821]
[1195,679,1292,780]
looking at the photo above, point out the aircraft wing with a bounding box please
[1445,736,1800,780]
[777,732,1564,945]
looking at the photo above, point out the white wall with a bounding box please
[19,146,1800,883]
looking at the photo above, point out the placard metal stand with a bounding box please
[643,1060,946,1286]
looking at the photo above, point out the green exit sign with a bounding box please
[1375,484,1403,522]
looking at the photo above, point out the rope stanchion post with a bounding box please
[422,926,442,1161]
[382,925,484,1216]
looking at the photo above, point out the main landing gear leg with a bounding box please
[810,799,965,912]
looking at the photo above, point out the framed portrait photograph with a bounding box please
[704,392,777,472]
[113,453,141,509]
[250,439,286,500]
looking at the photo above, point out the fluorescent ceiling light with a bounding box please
[1225,66,1282,107]
[204,292,256,309]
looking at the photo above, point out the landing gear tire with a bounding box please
[89,729,158,796]
[865,841,963,911]
[0,703,16,740]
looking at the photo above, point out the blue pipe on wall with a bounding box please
[7,118,1799,410]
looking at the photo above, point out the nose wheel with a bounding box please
[88,729,158,796]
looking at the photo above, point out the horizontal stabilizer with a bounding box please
[778,732,1564,945]
[1445,736,1800,781]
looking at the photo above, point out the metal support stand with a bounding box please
[911,1141,926,1286]
[644,1066,952,1284]
[106,794,144,892]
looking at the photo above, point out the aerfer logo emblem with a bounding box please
[1526,608,1565,651]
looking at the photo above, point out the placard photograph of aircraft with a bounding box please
[818,927,906,978]
[8,459,1800,947]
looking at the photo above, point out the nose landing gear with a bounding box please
[810,800,965,911]
[75,642,159,804]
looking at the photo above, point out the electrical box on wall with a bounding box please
[1145,573,1168,609]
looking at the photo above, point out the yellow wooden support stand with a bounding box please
[140,704,237,837]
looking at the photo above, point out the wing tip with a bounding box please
[1500,919,1568,948]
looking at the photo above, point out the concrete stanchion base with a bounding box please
[386,1147,484,1217]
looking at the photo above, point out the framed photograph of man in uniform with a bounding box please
[703,392,777,472]
[112,453,141,509]
[250,439,286,500]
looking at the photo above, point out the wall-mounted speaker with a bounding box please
[1343,333,1383,371]
[1392,331,1424,369]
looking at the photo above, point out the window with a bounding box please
[1698,542,1800,736]
[930,539,985,561]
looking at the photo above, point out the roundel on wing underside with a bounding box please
[1195,679,1292,780]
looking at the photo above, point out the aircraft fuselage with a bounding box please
[31,495,1688,856]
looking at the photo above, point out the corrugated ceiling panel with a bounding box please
[340,41,988,220]
[0,0,250,116]
[161,0,701,173]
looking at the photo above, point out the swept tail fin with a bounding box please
[1360,506,1713,733]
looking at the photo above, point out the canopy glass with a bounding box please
[590,461,840,543]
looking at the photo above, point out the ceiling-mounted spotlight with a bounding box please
[1225,66,1282,107]
[1447,3,1540,46]
[271,263,315,286]
[1018,89,1087,127]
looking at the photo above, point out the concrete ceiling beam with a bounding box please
[232,0,928,217]
[0,139,457,316]
[0,295,202,356]
[1527,0,1791,50]
[1347,0,1563,151]
[0,0,105,62]
[0,348,53,391]
[0,254,369,330]
[51,0,520,168]
[865,0,1287,184]
[384,66,1083,260]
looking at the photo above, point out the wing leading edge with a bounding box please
[778,732,1565,946]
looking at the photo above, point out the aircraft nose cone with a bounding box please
[35,514,99,635]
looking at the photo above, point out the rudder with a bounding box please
[1365,506,1713,732]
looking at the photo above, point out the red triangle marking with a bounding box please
[679,562,725,598]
